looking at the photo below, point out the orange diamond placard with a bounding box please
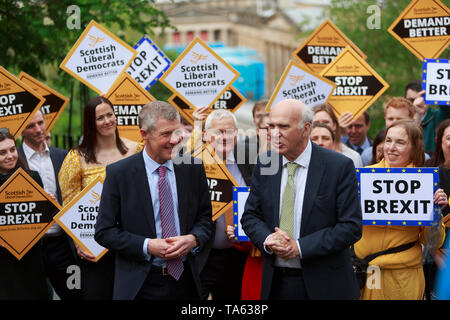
[160,37,240,110]
[266,60,336,110]
[293,19,367,75]
[18,71,69,135]
[0,66,45,139]
[59,20,137,94]
[191,144,238,221]
[320,47,389,120]
[169,86,246,126]
[0,168,61,260]
[105,72,155,142]
[53,176,108,262]
[388,0,449,60]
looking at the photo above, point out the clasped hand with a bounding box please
[147,234,197,260]
[263,227,299,259]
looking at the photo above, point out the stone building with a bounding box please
[154,0,330,96]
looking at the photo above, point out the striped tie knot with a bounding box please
[158,165,167,178]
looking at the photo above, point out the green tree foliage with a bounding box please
[0,0,172,147]
[325,0,450,137]
[1,0,170,77]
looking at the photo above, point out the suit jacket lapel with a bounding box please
[271,153,283,227]
[133,152,157,237]
[174,163,187,235]
[300,144,325,236]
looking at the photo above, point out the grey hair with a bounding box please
[204,109,238,130]
[138,100,180,132]
[299,104,314,129]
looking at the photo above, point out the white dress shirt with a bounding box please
[141,147,180,265]
[274,139,312,269]
[22,142,61,235]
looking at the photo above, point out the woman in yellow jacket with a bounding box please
[354,119,447,300]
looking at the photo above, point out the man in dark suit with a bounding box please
[95,101,213,300]
[197,109,256,300]
[345,111,372,155]
[241,99,362,300]
[19,109,81,300]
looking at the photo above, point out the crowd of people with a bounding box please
[0,79,449,300]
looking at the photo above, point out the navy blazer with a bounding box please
[95,152,213,300]
[241,142,362,300]
[18,144,68,205]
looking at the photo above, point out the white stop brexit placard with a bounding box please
[357,168,439,226]
[126,35,171,90]
[423,59,450,106]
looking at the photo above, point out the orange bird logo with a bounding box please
[89,190,101,205]
[289,74,305,86]
[190,52,208,64]
[88,35,105,47]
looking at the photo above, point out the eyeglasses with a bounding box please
[0,127,10,134]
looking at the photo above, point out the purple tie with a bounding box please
[158,166,184,280]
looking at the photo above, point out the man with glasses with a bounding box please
[198,109,256,300]
[19,110,81,300]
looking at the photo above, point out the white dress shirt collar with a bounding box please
[22,141,49,159]
[282,139,312,169]
[142,147,174,173]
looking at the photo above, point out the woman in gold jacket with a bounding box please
[355,119,447,300]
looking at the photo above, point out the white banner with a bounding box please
[160,37,239,109]
[54,177,107,261]
[60,20,137,94]
[358,168,438,226]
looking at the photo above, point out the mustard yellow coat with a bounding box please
[354,159,446,300]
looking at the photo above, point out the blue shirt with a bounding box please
[142,147,180,266]
[347,137,371,154]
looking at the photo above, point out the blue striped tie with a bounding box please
[158,166,184,280]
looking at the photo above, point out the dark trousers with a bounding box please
[424,262,438,300]
[80,251,114,300]
[41,234,82,300]
[270,268,309,300]
[200,247,247,300]
[136,263,198,300]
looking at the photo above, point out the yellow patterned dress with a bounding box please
[58,141,143,299]
[59,143,144,205]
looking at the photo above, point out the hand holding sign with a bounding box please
[226,225,235,240]
[192,105,209,122]
[77,245,96,262]
[412,90,427,123]
[434,188,448,207]
[338,111,354,129]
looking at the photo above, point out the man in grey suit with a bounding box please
[241,99,362,300]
